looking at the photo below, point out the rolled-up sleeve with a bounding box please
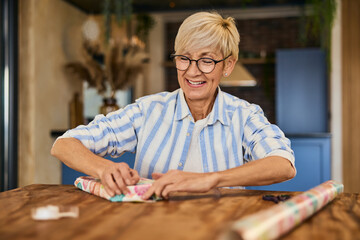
[57,103,144,157]
[242,104,295,168]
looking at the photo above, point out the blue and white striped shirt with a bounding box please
[61,88,295,179]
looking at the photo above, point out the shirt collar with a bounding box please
[174,88,192,121]
[208,87,229,126]
[175,88,229,126]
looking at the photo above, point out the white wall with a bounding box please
[147,14,166,95]
[18,0,87,186]
[330,0,342,182]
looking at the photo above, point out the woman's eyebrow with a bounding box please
[199,52,215,57]
[181,51,217,58]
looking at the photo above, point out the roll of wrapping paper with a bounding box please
[225,180,344,240]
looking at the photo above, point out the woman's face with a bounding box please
[176,47,234,104]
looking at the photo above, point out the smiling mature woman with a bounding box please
[51,11,296,200]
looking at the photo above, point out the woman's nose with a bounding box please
[186,61,202,75]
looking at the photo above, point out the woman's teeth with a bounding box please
[188,80,205,85]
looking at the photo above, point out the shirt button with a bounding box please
[178,162,183,167]
[186,133,190,136]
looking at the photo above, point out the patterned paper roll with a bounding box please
[74,176,161,202]
[225,180,344,240]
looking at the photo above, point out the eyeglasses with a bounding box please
[170,54,231,74]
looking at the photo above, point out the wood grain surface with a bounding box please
[342,0,360,193]
[0,184,359,240]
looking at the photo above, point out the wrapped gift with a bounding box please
[74,176,161,202]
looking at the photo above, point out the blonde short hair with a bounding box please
[174,11,240,61]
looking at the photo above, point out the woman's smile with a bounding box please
[186,78,206,87]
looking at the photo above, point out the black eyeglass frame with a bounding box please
[170,54,231,74]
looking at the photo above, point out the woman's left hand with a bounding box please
[142,170,219,200]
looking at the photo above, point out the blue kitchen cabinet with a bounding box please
[248,48,331,191]
[276,49,328,134]
[247,136,331,191]
[62,152,135,185]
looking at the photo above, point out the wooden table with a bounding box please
[0,184,359,240]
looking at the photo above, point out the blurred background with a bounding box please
[1,0,359,193]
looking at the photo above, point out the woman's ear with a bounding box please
[223,57,237,77]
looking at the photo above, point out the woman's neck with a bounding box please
[185,91,218,122]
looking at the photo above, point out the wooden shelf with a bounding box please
[239,58,275,64]
[50,130,66,138]
[163,61,175,67]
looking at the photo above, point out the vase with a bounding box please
[69,93,84,128]
[100,97,119,115]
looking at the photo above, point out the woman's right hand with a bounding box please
[51,138,140,197]
[99,162,140,197]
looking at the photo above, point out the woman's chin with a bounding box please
[184,91,210,103]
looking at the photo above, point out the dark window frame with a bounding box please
[1,0,18,191]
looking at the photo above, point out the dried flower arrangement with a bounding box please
[64,0,154,99]
[64,36,149,98]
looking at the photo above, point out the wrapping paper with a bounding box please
[227,180,344,240]
[74,176,161,202]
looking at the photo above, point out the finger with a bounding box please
[103,174,117,197]
[102,181,115,197]
[129,169,140,185]
[142,185,155,200]
[142,179,168,200]
[152,173,164,180]
[111,170,125,195]
[154,181,171,198]
[118,165,132,185]
[161,184,175,199]
[112,172,129,195]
